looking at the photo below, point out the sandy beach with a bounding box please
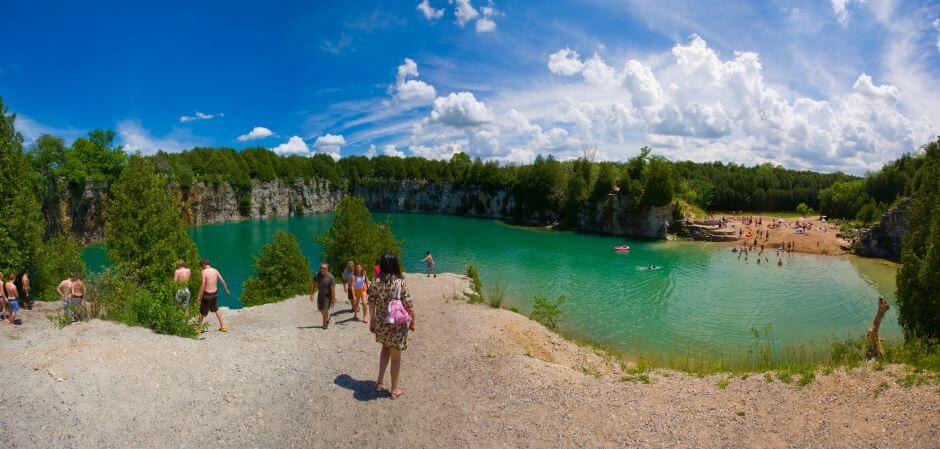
[0,273,936,448]
[700,215,853,256]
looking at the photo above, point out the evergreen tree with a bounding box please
[242,231,313,306]
[105,156,200,285]
[0,97,44,275]
[895,139,940,340]
[315,196,401,276]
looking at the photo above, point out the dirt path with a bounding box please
[1,273,937,448]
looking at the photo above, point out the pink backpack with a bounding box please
[386,279,412,324]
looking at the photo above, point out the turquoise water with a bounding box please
[83,213,901,354]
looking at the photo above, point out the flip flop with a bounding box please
[390,389,403,400]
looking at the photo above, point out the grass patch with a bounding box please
[484,280,506,309]
[716,378,730,389]
[896,373,931,388]
[797,370,816,387]
[735,411,746,417]
[776,370,794,384]
[763,373,773,383]
[621,374,651,384]
[874,381,890,397]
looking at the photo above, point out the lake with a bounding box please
[83,212,901,355]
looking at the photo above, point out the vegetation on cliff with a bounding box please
[241,231,312,307]
[818,150,925,224]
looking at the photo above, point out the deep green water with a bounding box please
[83,212,901,354]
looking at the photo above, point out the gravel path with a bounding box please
[1,273,937,448]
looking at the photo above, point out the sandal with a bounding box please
[390,389,403,400]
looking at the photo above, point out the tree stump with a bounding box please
[866,296,890,360]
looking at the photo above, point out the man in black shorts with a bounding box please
[197,259,231,335]
[310,262,335,329]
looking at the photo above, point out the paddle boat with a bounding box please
[614,245,631,251]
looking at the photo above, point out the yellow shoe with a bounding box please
[194,328,202,336]
[219,325,228,333]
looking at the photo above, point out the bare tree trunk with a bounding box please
[866,297,890,360]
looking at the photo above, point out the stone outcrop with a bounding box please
[47,178,675,244]
[856,197,911,262]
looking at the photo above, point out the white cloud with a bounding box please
[852,74,900,105]
[237,126,274,142]
[548,48,584,76]
[271,136,310,156]
[392,58,437,105]
[313,133,346,160]
[179,111,224,123]
[382,144,406,157]
[13,115,84,144]
[118,119,209,154]
[417,0,444,20]
[429,92,494,128]
[581,54,621,87]
[454,0,479,27]
[409,142,464,160]
[475,6,498,33]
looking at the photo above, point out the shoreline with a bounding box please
[1,273,935,448]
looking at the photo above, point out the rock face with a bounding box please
[47,179,674,244]
[47,179,344,244]
[856,197,911,262]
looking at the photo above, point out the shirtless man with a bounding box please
[196,259,230,335]
[20,270,31,310]
[421,251,437,278]
[71,274,86,315]
[57,274,74,316]
[5,273,21,324]
[174,260,192,316]
[0,274,7,321]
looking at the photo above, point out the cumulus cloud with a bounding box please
[237,126,274,142]
[382,144,406,157]
[313,133,346,159]
[852,74,901,105]
[453,0,479,27]
[417,0,444,20]
[179,111,224,123]
[271,136,310,156]
[429,92,494,128]
[392,58,437,104]
[548,48,584,76]
[475,6,498,33]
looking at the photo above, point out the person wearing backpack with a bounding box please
[368,253,415,400]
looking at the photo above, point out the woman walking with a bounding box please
[352,263,370,323]
[368,254,416,400]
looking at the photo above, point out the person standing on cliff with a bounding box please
[174,260,192,316]
[57,274,74,317]
[310,262,336,329]
[20,270,31,310]
[421,251,437,278]
[4,273,20,324]
[196,259,230,335]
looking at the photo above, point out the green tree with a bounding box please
[640,157,675,208]
[105,156,200,286]
[314,196,401,276]
[0,97,44,275]
[796,202,809,217]
[241,231,313,306]
[530,294,566,330]
[895,139,940,340]
[818,180,870,219]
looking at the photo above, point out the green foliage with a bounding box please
[530,294,566,330]
[484,280,506,309]
[896,138,940,340]
[513,154,566,221]
[855,201,885,225]
[241,231,312,306]
[88,271,196,337]
[0,98,44,275]
[31,236,87,301]
[640,157,675,209]
[796,202,809,216]
[716,378,729,389]
[819,180,870,219]
[466,263,482,295]
[105,156,200,286]
[314,196,401,276]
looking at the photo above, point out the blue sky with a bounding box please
[1,0,938,174]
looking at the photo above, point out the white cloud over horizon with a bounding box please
[179,111,224,123]
[118,119,210,154]
[237,126,274,142]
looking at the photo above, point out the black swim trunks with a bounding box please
[200,291,219,316]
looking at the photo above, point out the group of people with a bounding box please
[308,254,417,399]
[0,271,31,325]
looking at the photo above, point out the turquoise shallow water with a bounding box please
[83,212,901,354]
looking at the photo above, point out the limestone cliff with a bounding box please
[856,197,911,262]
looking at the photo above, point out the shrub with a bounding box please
[484,280,506,309]
[796,202,809,217]
[531,294,566,330]
[314,196,401,276]
[466,263,482,295]
[241,231,312,307]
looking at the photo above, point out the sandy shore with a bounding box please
[701,215,852,256]
[1,273,936,448]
